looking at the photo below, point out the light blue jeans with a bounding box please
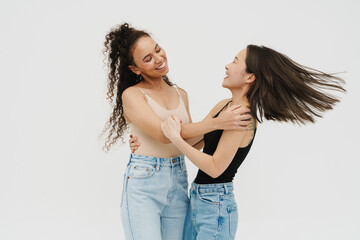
[120,153,189,240]
[183,182,238,240]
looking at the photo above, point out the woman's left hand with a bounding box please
[161,115,182,142]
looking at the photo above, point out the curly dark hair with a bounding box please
[102,23,173,151]
[245,45,346,124]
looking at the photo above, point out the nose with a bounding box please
[154,53,163,63]
[225,64,229,70]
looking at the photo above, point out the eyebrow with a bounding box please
[142,44,159,61]
[235,57,239,61]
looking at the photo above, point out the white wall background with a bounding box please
[1,0,359,239]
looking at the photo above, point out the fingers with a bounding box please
[239,106,251,114]
[130,141,140,147]
[239,119,253,126]
[129,134,140,153]
[231,107,251,115]
[239,114,252,121]
[160,121,166,132]
[171,115,182,123]
[227,111,252,122]
[130,143,139,153]
[229,104,241,111]
[129,136,138,143]
[234,125,248,131]
[227,118,253,130]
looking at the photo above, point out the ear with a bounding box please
[246,73,256,84]
[128,65,141,75]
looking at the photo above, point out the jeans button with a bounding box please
[172,159,176,163]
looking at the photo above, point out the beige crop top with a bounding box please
[128,86,190,158]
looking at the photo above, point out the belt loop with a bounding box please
[179,157,183,171]
[181,155,185,170]
[156,157,160,172]
[224,184,228,195]
[196,184,200,196]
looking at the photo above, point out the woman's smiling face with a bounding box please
[129,36,169,79]
[223,48,253,89]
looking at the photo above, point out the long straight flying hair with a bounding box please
[245,45,346,124]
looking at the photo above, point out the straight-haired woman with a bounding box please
[131,45,345,239]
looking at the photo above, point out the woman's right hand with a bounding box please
[129,134,140,153]
[216,105,253,130]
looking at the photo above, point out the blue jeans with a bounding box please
[183,182,238,240]
[120,153,189,240]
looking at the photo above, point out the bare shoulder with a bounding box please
[176,86,189,105]
[176,87,188,97]
[204,98,232,119]
[122,86,145,101]
[217,98,232,106]
[212,98,232,112]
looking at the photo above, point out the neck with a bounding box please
[140,76,167,90]
[228,86,249,107]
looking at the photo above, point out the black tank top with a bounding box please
[194,101,257,184]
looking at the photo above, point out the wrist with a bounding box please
[208,117,219,131]
[172,135,184,145]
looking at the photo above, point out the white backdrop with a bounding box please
[1,0,359,239]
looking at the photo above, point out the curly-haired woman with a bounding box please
[103,23,252,240]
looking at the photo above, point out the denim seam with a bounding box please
[227,203,237,239]
[156,157,160,172]
[128,165,156,179]
[124,167,135,240]
[197,188,220,206]
[192,193,199,233]
[216,199,222,238]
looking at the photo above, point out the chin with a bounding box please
[222,82,229,89]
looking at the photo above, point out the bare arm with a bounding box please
[192,139,205,151]
[161,114,254,178]
[123,87,251,144]
[122,87,170,143]
[178,88,204,146]
[127,87,203,152]
[180,98,252,139]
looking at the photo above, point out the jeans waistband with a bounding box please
[191,182,234,194]
[129,153,185,172]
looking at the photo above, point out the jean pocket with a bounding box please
[198,192,220,205]
[227,204,238,239]
[128,163,156,179]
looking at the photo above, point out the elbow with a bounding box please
[207,166,222,179]
[208,157,225,178]
[209,171,222,179]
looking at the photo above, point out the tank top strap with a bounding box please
[136,87,148,98]
[214,100,232,117]
[174,86,181,96]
